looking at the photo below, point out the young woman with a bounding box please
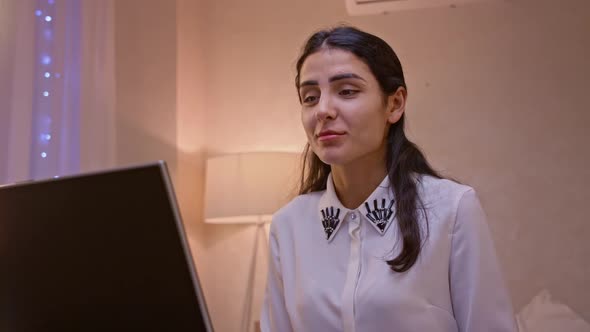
[261,26,516,332]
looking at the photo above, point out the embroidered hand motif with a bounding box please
[364,198,395,233]
[321,207,341,240]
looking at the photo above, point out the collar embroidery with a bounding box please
[320,206,341,241]
[318,174,396,242]
[364,198,395,234]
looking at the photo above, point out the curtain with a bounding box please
[0,0,115,184]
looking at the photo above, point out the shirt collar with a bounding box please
[318,173,396,242]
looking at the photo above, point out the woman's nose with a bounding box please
[315,95,337,121]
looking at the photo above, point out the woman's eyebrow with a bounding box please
[299,73,366,88]
[329,73,366,83]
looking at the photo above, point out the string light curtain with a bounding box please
[1,0,115,184]
[31,0,81,180]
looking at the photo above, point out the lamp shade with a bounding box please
[204,152,300,224]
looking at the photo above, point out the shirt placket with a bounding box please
[341,210,362,332]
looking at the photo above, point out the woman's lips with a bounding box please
[317,131,345,142]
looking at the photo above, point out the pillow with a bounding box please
[516,289,590,332]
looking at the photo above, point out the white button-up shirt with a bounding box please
[261,174,517,332]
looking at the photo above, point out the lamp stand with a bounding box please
[240,220,266,332]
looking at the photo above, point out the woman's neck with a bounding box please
[331,154,388,210]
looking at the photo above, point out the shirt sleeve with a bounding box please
[260,223,293,332]
[449,188,518,332]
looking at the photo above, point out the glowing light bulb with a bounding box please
[41,55,52,65]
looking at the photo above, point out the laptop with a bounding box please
[0,161,214,331]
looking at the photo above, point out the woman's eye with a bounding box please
[303,95,318,104]
[339,89,358,97]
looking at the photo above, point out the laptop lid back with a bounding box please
[0,162,213,332]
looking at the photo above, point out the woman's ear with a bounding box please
[386,86,407,125]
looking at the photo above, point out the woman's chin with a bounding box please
[316,151,350,166]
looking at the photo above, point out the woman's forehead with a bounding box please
[299,48,373,82]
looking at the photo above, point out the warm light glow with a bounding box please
[204,152,300,224]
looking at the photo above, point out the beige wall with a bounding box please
[114,0,178,175]
[194,0,590,329]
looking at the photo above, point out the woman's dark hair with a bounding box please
[295,26,442,273]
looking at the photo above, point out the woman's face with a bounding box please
[298,48,405,166]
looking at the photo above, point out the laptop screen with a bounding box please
[0,162,213,332]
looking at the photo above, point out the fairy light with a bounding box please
[33,1,56,168]
[41,54,51,65]
[31,0,82,179]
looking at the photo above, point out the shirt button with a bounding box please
[350,212,357,220]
